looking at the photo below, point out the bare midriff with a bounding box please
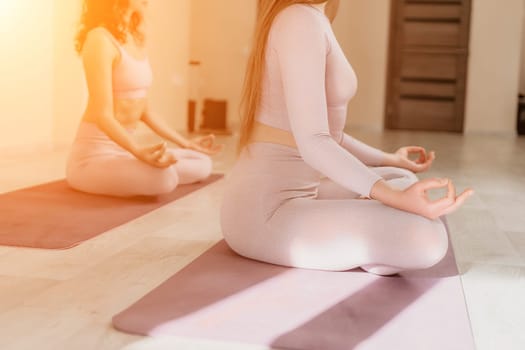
[248,121,298,149]
[82,97,147,129]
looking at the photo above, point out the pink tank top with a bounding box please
[101,29,153,99]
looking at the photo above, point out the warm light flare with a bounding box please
[0,0,20,34]
[0,0,16,10]
[0,0,17,17]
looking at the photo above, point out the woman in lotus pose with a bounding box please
[67,0,222,197]
[220,0,473,275]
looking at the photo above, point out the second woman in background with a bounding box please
[67,0,222,197]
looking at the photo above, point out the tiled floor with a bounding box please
[0,129,524,349]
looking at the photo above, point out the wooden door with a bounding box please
[385,0,471,132]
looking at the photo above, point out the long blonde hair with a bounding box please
[238,0,339,152]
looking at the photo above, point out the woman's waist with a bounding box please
[113,88,149,100]
[74,120,136,137]
[248,121,297,149]
[82,98,146,127]
[232,142,322,183]
[114,97,147,116]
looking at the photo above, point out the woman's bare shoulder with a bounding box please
[81,27,118,58]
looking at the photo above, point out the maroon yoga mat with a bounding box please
[113,224,475,350]
[0,174,223,249]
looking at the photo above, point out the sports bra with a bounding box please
[98,28,153,99]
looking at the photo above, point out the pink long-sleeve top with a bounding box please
[256,4,386,197]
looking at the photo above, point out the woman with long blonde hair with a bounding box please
[221,0,473,274]
[67,0,222,197]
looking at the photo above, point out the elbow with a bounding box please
[296,133,336,164]
[85,102,114,125]
[93,113,116,132]
[335,131,345,146]
[139,112,150,123]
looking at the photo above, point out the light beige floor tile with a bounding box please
[0,276,57,313]
[506,231,525,259]
[447,208,524,267]
[460,263,525,350]
[18,238,215,314]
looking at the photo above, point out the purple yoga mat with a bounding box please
[0,174,223,249]
[113,225,475,350]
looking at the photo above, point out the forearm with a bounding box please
[339,133,387,167]
[380,152,402,167]
[142,111,189,148]
[341,133,403,168]
[297,133,383,198]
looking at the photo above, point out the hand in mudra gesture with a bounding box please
[134,142,177,168]
[401,178,473,219]
[391,146,436,173]
[187,134,224,155]
[372,178,474,220]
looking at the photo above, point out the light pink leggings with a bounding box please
[66,122,212,197]
[220,143,448,275]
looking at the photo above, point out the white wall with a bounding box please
[0,1,55,153]
[464,0,524,134]
[53,0,86,147]
[333,0,524,134]
[147,0,191,132]
[332,0,391,131]
[189,0,257,129]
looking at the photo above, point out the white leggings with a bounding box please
[220,143,448,275]
[66,122,212,197]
